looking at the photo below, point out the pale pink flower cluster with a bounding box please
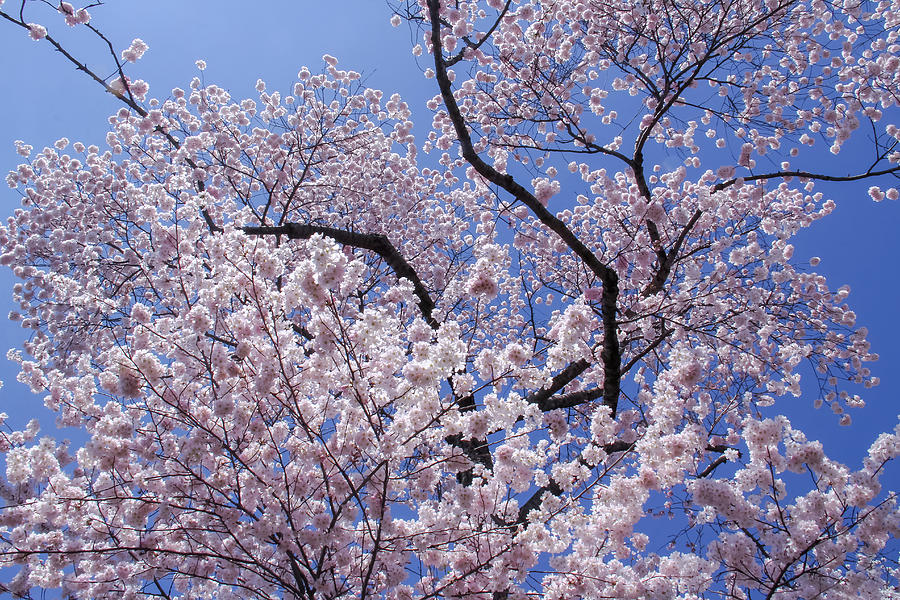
[504,343,529,366]
[465,268,499,298]
[57,2,90,25]
[532,176,560,206]
[120,38,148,62]
[26,23,46,40]
[546,302,595,370]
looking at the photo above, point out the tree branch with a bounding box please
[445,0,512,67]
[537,387,604,411]
[243,223,438,329]
[426,0,621,415]
[515,440,634,525]
[524,359,590,409]
[713,165,900,192]
[642,209,703,297]
[0,10,148,117]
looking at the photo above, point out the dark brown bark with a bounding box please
[244,223,438,329]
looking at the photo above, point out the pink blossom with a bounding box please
[737,142,753,166]
[505,343,529,366]
[129,79,149,100]
[678,361,702,387]
[869,186,885,201]
[27,23,47,41]
[120,38,148,62]
[466,271,498,298]
[58,1,77,24]
[532,177,559,206]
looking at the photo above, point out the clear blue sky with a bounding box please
[0,1,896,479]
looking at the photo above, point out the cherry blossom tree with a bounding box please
[0,0,898,598]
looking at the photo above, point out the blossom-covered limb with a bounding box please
[244,222,438,329]
[425,0,623,416]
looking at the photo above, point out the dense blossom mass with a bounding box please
[0,0,898,598]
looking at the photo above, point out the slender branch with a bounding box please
[425,1,612,281]
[0,8,219,225]
[445,0,512,67]
[713,165,900,192]
[621,327,670,374]
[642,209,703,297]
[0,10,148,117]
[204,332,236,348]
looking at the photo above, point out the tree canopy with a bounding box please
[0,0,898,598]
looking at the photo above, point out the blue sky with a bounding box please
[0,0,896,481]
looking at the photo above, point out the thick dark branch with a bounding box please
[741,527,771,560]
[244,223,438,329]
[697,455,728,478]
[446,391,494,485]
[291,323,314,341]
[524,359,590,409]
[201,209,223,233]
[645,218,670,269]
[516,480,562,524]
[447,434,493,486]
[632,153,700,300]
[426,0,621,414]
[598,288,621,416]
[286,550,314,600]
[537,387,604,411]
[697,444,741,478]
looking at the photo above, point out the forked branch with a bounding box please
[426,0,622,415]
